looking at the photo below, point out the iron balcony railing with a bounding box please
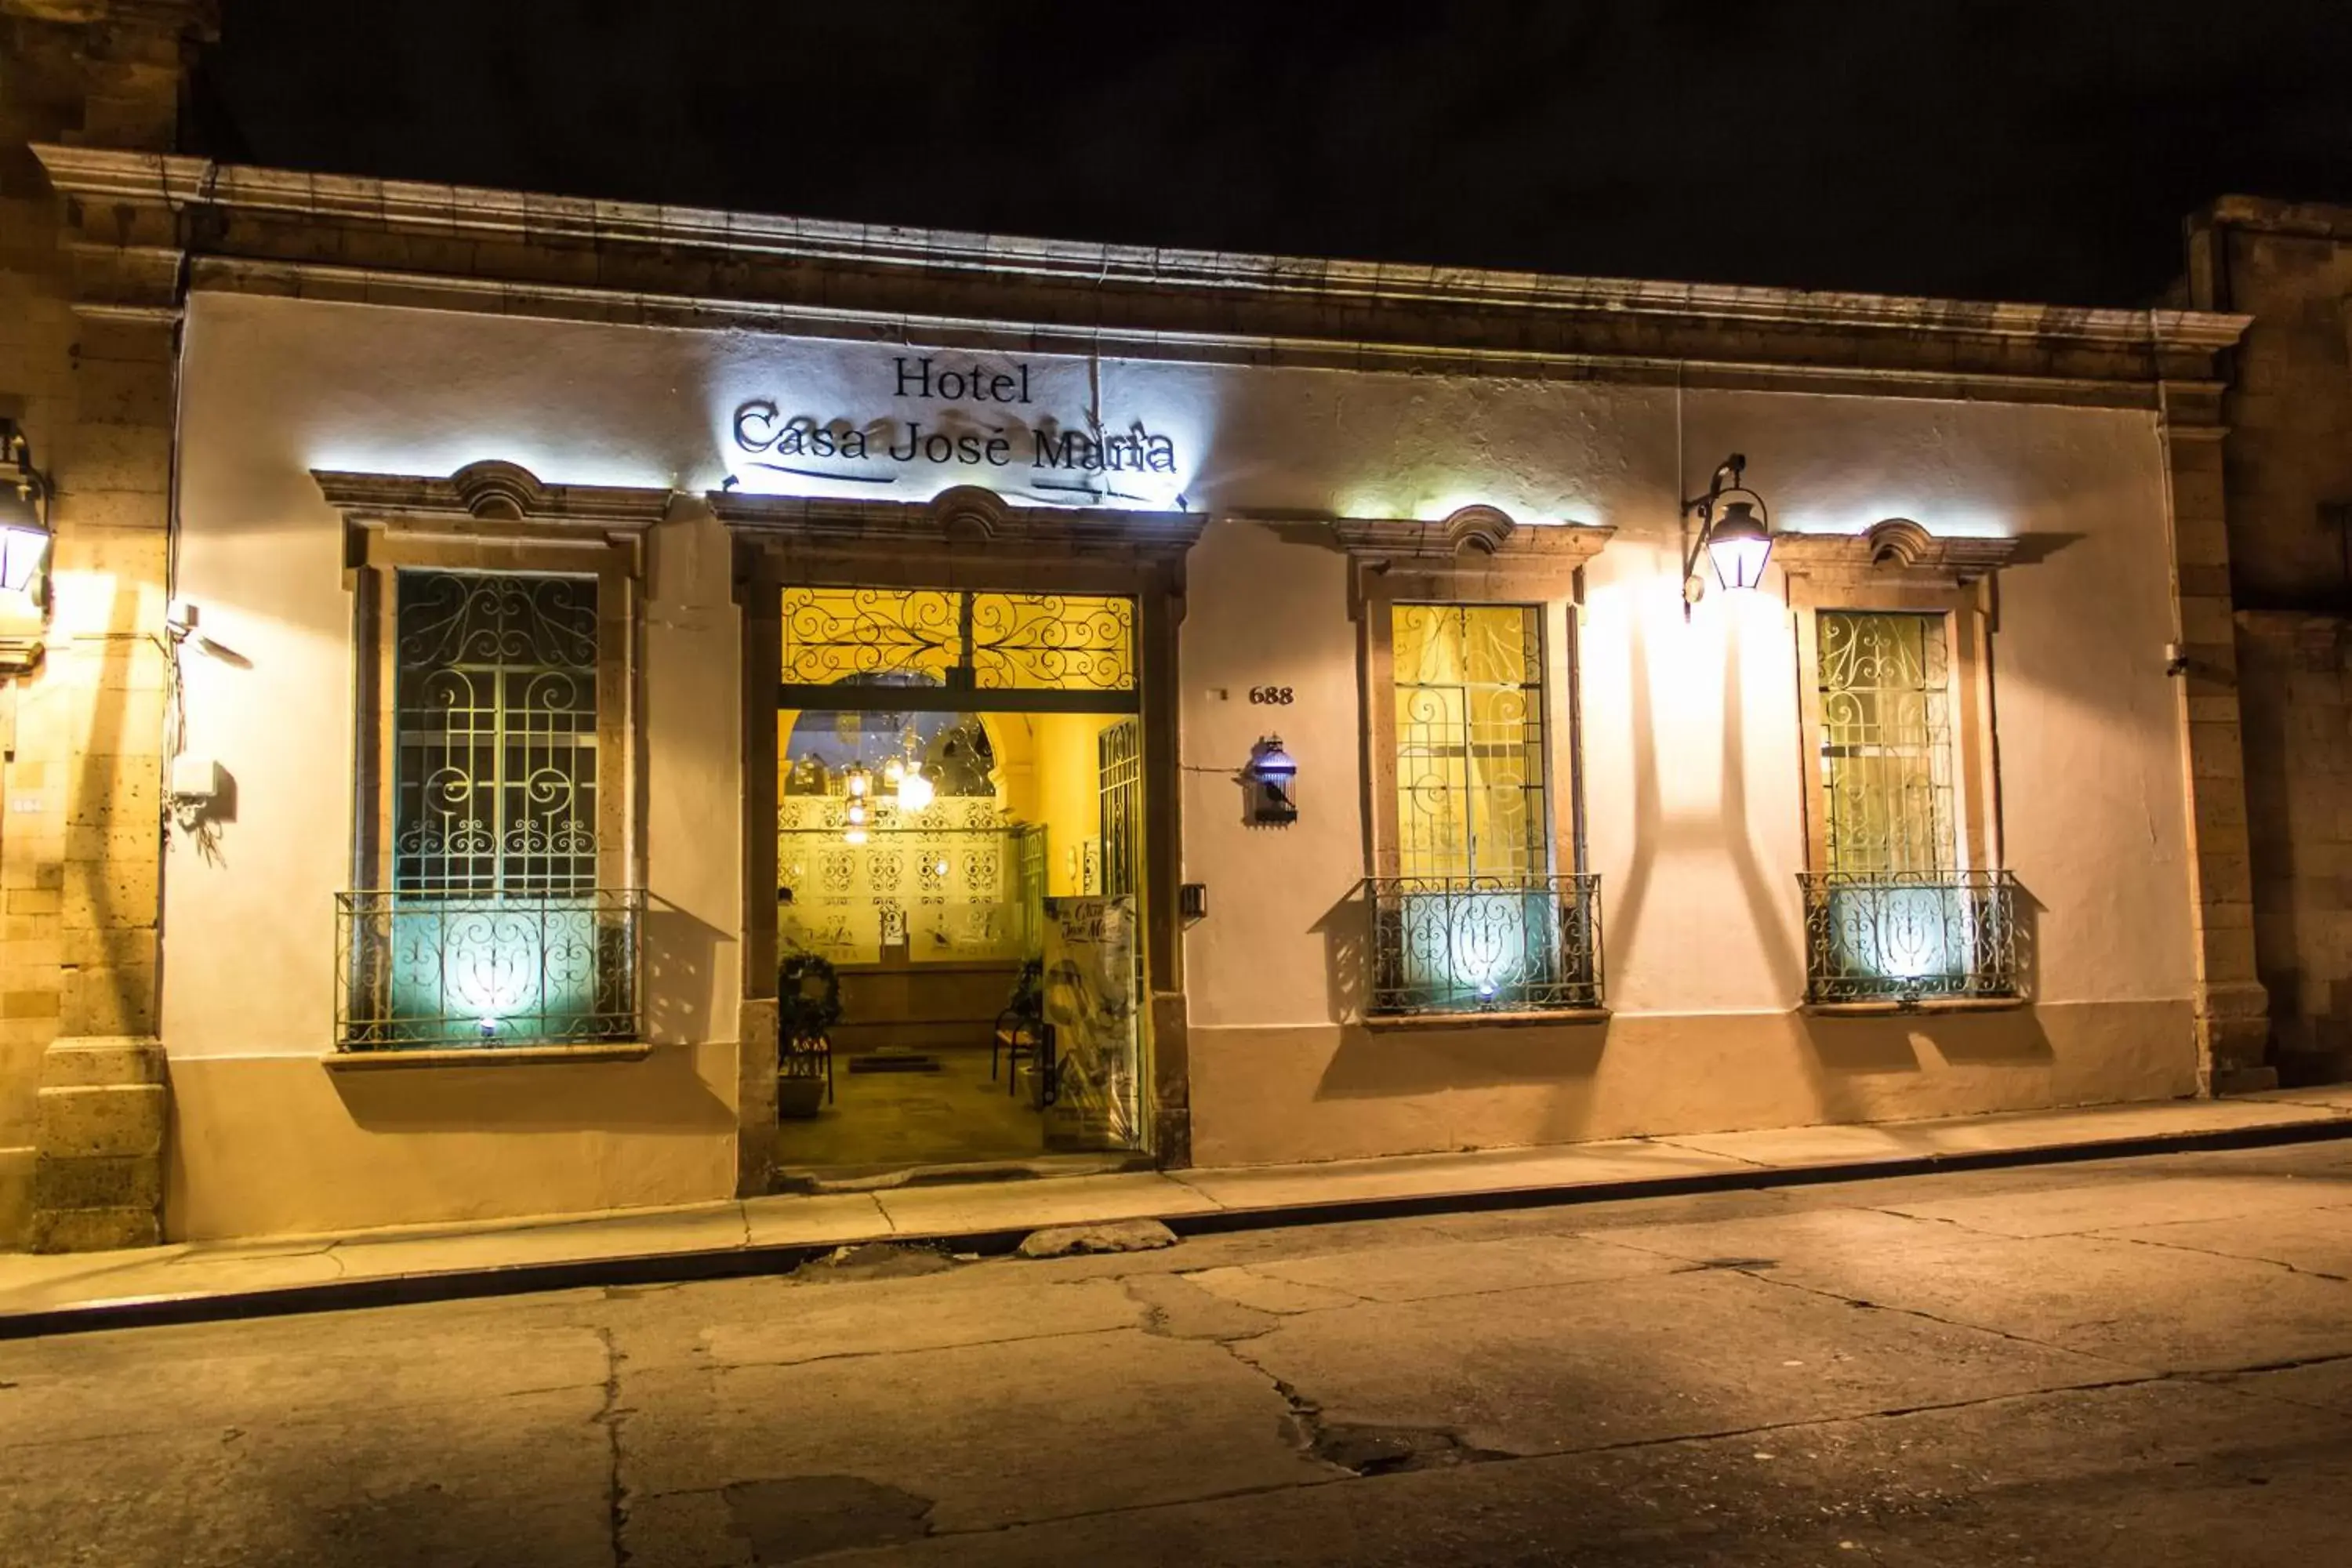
[335,889,645,1051]
[1366,873,1603,1016]
[1798,870,2021,1006]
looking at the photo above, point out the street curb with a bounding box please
[4,1114,2349,1341]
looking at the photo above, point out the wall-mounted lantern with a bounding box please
[1681,453,1775,613]
[1246,735,1298,826]
[0,419,53,674]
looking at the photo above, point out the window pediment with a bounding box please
[1773,519,2021,590]
[314,461,673,577]
[1327,506,1614,576]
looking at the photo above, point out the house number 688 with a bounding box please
[1248,686,1295,705]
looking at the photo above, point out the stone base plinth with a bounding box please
[27,1034,165,1253]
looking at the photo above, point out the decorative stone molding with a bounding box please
[710,485,1207,567]
[1320,506,1613,601]
[315,462,675,576]
[33,144,2255,412]
[1773,521,2023,590]
[1328,506,1614,568]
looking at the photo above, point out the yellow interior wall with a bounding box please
[773,708,1124,902]
[1032,712,1131,895]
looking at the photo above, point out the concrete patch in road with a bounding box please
[1230,1263,2114,1459]
[1599,1205,2352,1372]
[0,1314,612,1447]
[0,1385,611,1567]
[722,1475,934,1563]
[1121,1271,1281,1341]
[2093,1208,2352,1279]
[1876,1172,2352,1238]
[1242,1232,1684,1304]
[622,1327,1334,1530]
[816,1377,2352,1566]
[1183,1265,1363,1314]
[2212,1355,2352,1417]
[699,1272,1141,1368]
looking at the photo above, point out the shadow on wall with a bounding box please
[1315,887,1370,1022]
[1612,603,1806,1011]
[1314,1019,1610,1101]
[1797,1007,2055,1083]
[644,897,731,1044]
[1312,886,1612,1099]
[332,1050,735,1134]
[1790,878,2051,1120]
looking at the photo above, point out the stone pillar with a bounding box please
[1,0,213,1250]
[27,304,176,1250]
[2163,397,2276,1094]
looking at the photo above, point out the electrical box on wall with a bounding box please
[170,755,221,802]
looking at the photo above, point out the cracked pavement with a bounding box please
[5,1140,2352,1565]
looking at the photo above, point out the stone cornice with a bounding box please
[0,1,216,29]
[710,484,1206,564]
[1325,507,1615,569]
[2198,194,2352,242]
[28,146,2240,351]
[1773,520,2022,588]
[315,463,673,575]
[32,146,2252,406]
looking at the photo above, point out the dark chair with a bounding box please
[992,1008,1041,1096]
[990,958,1047,1098]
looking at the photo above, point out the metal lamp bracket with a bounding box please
[1679,452,1770,619]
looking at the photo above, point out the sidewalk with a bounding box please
[6,1088,2350,1337]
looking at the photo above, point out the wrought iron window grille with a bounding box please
[335,888,645,1050]
[1364,873,1602,1016]
[342,568,638,1051]
[1798,870,2022,1006]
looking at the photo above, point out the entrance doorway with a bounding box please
[770,586,1149,1178]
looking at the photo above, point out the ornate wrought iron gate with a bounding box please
[1098,717,1142,899]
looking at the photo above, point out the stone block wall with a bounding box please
[2237,612,2352,1082]
[0,0,212,1249]
[2187,198,2352,1086]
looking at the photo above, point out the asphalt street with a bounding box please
[5,1138,2351,1566]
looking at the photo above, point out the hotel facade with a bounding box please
[0,6,2278,1248]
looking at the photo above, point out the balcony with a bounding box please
[1365,873,1603,1017]
[1798,871,2021,1007]
[335,889,645,1051]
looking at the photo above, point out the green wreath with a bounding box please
[777,950,843,1051]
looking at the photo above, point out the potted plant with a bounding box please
[775,950,841,1120]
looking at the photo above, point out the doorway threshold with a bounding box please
[773,1152,1155,1196]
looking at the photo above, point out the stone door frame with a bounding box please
[713,485,1206,1185]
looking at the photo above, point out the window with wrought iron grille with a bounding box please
[339,563,642,1050]
[1367,601,1599,1015]
[1799,607,2016,1005]
[394,572,602,897]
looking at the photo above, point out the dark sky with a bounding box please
[195,0,2352,307]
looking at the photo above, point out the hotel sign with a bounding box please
[732,357,1178,488]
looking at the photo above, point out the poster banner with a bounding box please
[1042,895,1140,1150]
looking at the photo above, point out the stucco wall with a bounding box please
[162,291,2200,1229]
[1170,383,2200,1161]
[165,294,751,1236]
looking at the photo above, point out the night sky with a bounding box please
[194,0,2352,308]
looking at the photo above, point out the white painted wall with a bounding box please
[162,291,2198,1226]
